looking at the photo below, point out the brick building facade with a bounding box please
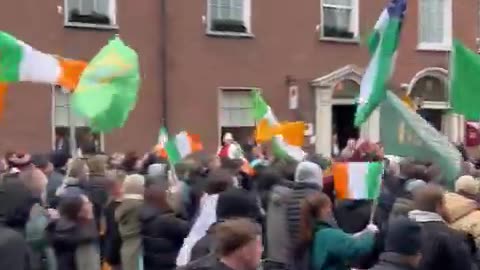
[0,0,477,156]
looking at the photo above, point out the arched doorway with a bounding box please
[332,79,360,149]
[408,68,449,133]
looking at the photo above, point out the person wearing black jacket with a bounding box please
[0,224,32,270]
[408,184,474,270]
[141,183,190,270]
[47,190,100,270]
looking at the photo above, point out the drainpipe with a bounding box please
[160,0,168,128]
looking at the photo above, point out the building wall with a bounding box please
[167,0,478,152]
[0,0,163,153]
[0,0,478,153]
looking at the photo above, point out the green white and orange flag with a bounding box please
[252,90,306,161]
[332,162,383,200]
[0,31,86,89]
[0,31,86,117]
[154,127,169,158]
[165,131,203,165]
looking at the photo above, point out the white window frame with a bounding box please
[219,88,255,128]
[51,85,105,154]
[64,0,118,30]
[206,0,253,37]
[417,0,452,51]
[320,0,360,42]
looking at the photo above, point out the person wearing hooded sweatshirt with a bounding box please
[116,174,145,270]
[286,161,323,245]
[284,161,325,269]
[262,169,294,270]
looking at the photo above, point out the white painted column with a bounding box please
[360,108,380,142]
[314,86,333,157]
[443,112,461,143]
[458,114,465,143]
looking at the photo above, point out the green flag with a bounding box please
[165,136,181,165]
[450,40,480,120]
[251,89,268,120]
[72,36,140,132]
[380,91,462,188]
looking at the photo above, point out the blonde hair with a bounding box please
[87,155,107,175]
[67,158,89,179]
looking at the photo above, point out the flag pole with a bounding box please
[368,164,384,224]
[67,93,77,158]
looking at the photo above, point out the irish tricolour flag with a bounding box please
[252,90,306,161]
[332,162,383,200]
[354,0,406,127]
[0,31,87,90]
[165,130,203,165]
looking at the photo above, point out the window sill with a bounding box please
[417,43,451,52]
[206,31,254,39]
[64,22,119,30]
[320,36,360,44]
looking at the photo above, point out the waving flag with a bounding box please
[154,127,169,158]
[72,37,140,132]
[450,40,480,120]
[380,91,462,188]
[0,31,86,89]
[354,0,406,127]
[165,131,203,165]
[252,90,306,161]
[333,162,383,200]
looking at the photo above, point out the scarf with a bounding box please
[408,210,445,223]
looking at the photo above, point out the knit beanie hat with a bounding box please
[386,217,422,255]
[455,175,480,196]
[123,174,145,196]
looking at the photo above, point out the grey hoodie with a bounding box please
[266,185,293,264]
[294,161,323,188]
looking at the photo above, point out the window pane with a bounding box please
[324,0,352,7]
[420,0,445,43]
[211,0,244,21]
[68,0,81,11]
[79,0,95,14]
[323,6,353,38]
[95,0,109,15]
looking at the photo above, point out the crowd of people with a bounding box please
[0,137,479,270]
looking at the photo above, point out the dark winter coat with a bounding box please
[409,210,474,270]
[334,200,372,234]
[0,172,38,232]
[286,182,321,242]
[47,218,99,270]
[0,225,32,270]
[369,252,417,270]
[389,197,415,221]
[140,205,189,270]
[104,200,122,266]
[85,174,109,230]
[46,171,64,208]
